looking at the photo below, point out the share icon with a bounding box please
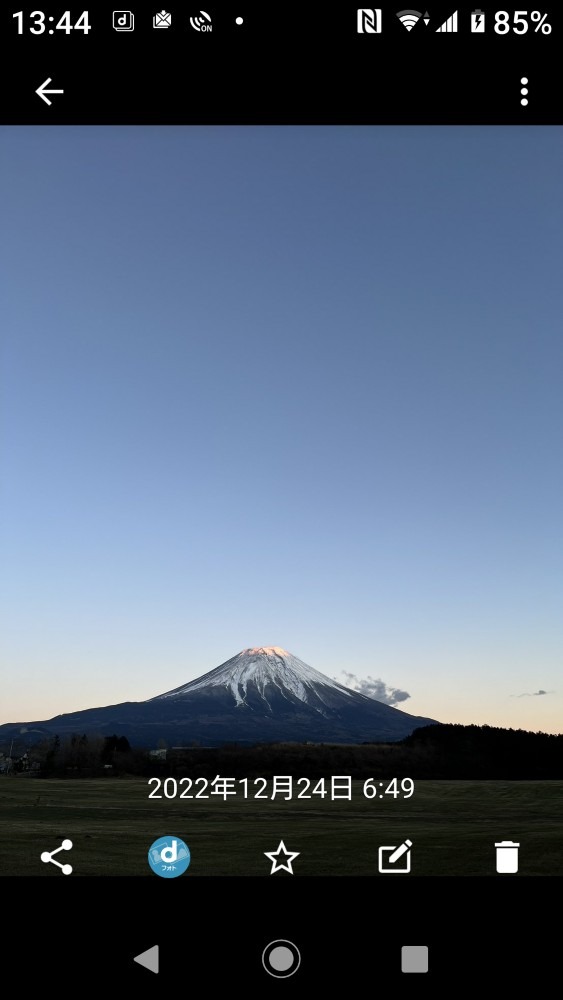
[41,839,73,874]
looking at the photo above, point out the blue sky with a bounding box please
[1,126,561,733]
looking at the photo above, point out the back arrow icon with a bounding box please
[36,78,64,105]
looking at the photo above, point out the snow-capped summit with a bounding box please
[152,646,356,709]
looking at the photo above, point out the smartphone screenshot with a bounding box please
[1,4,561,986]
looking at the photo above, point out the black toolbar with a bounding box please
[0,5,559,122]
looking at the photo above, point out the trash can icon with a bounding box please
[495,841,519,873]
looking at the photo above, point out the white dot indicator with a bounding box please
[520,77,529,106]
[521,77,528,85]
[235,16,243,25]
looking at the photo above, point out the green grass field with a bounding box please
[1,777,560,876]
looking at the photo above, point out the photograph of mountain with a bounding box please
[0,646,436,746]
[1,126,561,876]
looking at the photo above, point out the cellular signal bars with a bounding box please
[436,10,458,31]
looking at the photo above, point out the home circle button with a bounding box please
[262,940,301,978]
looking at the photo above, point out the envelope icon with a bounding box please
[153,10,171,28]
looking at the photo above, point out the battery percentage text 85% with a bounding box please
[494,11,552,33]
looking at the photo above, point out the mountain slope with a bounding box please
[153,647,360,711]
[0,647,437,747]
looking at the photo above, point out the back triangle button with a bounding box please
[134,945,159,974]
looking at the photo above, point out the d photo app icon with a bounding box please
[113,11,135,31]
[148,835,191,878]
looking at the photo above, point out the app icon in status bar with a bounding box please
[154,10,172,29]
[113,11,134,31]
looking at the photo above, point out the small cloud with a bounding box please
[515,689,554,698]
[336,671,410,707]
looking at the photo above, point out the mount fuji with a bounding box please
[0,647,437,747]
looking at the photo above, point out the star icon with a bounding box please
[264,840,300,875]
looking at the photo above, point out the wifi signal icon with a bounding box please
[396,8,422,30]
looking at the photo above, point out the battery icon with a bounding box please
[471,9,485,31]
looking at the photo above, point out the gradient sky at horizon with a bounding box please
[1,126,561,733]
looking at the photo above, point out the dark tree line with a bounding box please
[38,733,139,776]
[400,723,563,778]
[25,723,563,780]
[160,724,563,779]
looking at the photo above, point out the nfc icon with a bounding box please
[357,9,382,33]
